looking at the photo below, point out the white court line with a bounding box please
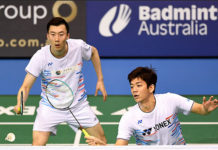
[180,122,218,125]
[74,130,82,146]
[0,122,218,125]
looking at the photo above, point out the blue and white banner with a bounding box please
[87,1,218,57]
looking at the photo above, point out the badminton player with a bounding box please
[14,17,107,145]
[85,66,218,145]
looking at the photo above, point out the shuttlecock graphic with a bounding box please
[5,132,16,142]
[99,4,131,37]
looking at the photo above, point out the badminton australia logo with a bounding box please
[99,4,131,37]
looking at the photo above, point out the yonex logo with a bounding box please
[143,128,152,136]
[48,62,53,66]
[99,4,132,37]
[138,120,142,124]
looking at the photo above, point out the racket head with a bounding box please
[45,79,74,110]
[20,91,24,115]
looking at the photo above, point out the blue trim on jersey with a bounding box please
[78,94,87,102]
[133,129,159,145]
[76,71,82,74]
[40,95,55,109]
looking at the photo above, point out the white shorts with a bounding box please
[33,101,99,135]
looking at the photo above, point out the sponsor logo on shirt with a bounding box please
[56,71,61,75]
[50,63,81,76]
[48,62,53,66]
[143,128,152,136]
[153,119,171,131]
[138,120,142,124]
[142,119,172,136]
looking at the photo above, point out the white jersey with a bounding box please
[26,39,92,108]
[117,92,194,145]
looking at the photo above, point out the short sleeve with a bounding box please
[117,113,133,141]
[81,40,92,60]
[168,93,194,115]
[25,50,43,77]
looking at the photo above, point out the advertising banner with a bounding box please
[0,0,86,58]
[87,0,218,57]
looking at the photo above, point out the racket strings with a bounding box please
[46,79,89,136]
[46,79,74,109]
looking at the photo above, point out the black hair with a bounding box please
[47,17,69,33]
[128,66,157,93]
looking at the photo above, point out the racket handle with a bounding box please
[17,107,21,113]
[82,129,90,137]
[20,91,23,116]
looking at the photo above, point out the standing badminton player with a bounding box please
[14,17,107,145]
[85,66,218,145]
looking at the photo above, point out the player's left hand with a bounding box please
[202,96,218,113]
[14,105,21,114]
[85,135,106,146]
[95,80,107,101]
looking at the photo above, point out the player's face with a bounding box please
[130,77,154,103]
[47,24,69,53]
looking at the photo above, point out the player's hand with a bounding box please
[14,105,21,114]
[202,96,218,113]
[95,80,107,101]
[85,135,106,146]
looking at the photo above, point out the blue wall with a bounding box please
[0,58,218,95]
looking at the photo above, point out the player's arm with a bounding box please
[85,136,128,146]
[191,96,218,115]
[14,72,37,114]
[115,139,129,145]
[91,46,107,101]
[85,136,107,145]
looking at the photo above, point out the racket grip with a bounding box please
[82,129,90,137]
[17,107,21,114]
